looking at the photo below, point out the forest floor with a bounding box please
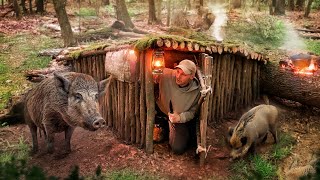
[0,4,320,179]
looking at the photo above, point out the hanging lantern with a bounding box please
[152,50,165,74]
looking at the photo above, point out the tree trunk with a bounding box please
[21,0,28,14]
[304,0,314,17]
[200,0,203,6]
[52,0,76,47]
[36,0,45,14]
[296,0,305,11]
[155,0,162,21]
[288,0,295,10]
[148,0,158,24]
[115,0,135,28]
[261,62,320,109]
[274,0,285,15]
[187,0,191,10]
[13,0,21,19]
[29,0,33,14]
[166,0,171,26]
[269,0,275,15]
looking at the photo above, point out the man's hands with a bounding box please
[168,112,180,123]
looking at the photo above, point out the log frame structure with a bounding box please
[56,36,267,165]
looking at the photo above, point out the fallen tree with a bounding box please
[261,62,320,109]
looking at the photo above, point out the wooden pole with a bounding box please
[125,82,130,143]
[129,82,136,144]
[140,52,146,148]
[145,50,155,154]
[199,54,212,166]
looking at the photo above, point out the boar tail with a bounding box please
[262,95,270,105]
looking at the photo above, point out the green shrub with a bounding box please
[272,133,296,161]
[251,155,276,179]
[76,7,97,17]
[305,40,320,55]
[225,14,285,49]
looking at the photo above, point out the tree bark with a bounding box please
[274,0,285,15]
[148,0,158,24]
[21,0,28,14]
[115,0,135,28]
[232,0,241,8]
[36,0,44,14]
[288,0,295,10]
[304,0,314,17]
[13,0,21,19]
[166,0,171,26]
[29,0,33,14]
[52,0,76,47]
[296,0,305,11]
[261,62,320,109]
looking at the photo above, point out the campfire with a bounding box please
[279,54,319,75]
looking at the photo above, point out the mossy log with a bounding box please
[261,62,320,108]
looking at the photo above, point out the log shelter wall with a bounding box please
[68,48,263,147]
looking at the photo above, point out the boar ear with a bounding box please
[240,137,247,146]
[98,75,114,97]
[54,72,70,93]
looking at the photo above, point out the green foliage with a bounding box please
[225,14,285,49]
[0,34,62,112]
[76,7,97,17]
[105,169,156,180]
[312,0,320,9]
[272,133,296,160]
[230,133,295,179]
[251,155,276,179]
[305,40,320,55]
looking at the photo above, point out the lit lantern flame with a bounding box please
[152,50,165,74]
[154,60,163,67]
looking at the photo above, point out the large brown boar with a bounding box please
[24,72,112,155]
[229,104,278,159]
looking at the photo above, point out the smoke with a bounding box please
[209,4,228,42]
[280,21,306,51]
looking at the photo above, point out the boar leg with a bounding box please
[28,123,38,154]
[270,125,278,143]
[64,127,75,153]
[44,126,55,154]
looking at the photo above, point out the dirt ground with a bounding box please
[1,97,319,179]
[1,4,320,179]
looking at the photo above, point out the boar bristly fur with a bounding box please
[229,104,278,159]
[24,72,112,155]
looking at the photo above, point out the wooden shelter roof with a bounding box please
[55,35,268,64]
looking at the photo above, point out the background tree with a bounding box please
[114,0,135,28]
[304,0,314,17]
[166,0,171,26]
[52,0,76,47]
[13,0,21,19]
[296,0,306,10]
[36,0,44,14]
[29,0,33,14]
[274,0,285,15]
[148,0,158,24]
[288,0,295,10]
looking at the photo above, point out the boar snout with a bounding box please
[92,118,106,129]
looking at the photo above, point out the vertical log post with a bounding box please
[140,51,146,148]
[145,50,155,154]
[199,54,212,166]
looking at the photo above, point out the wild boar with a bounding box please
[24,72,112,155]
[229,104,278,159]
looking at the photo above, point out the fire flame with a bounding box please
[293,62,317,75]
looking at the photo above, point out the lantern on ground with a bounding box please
[152,50,165,74]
